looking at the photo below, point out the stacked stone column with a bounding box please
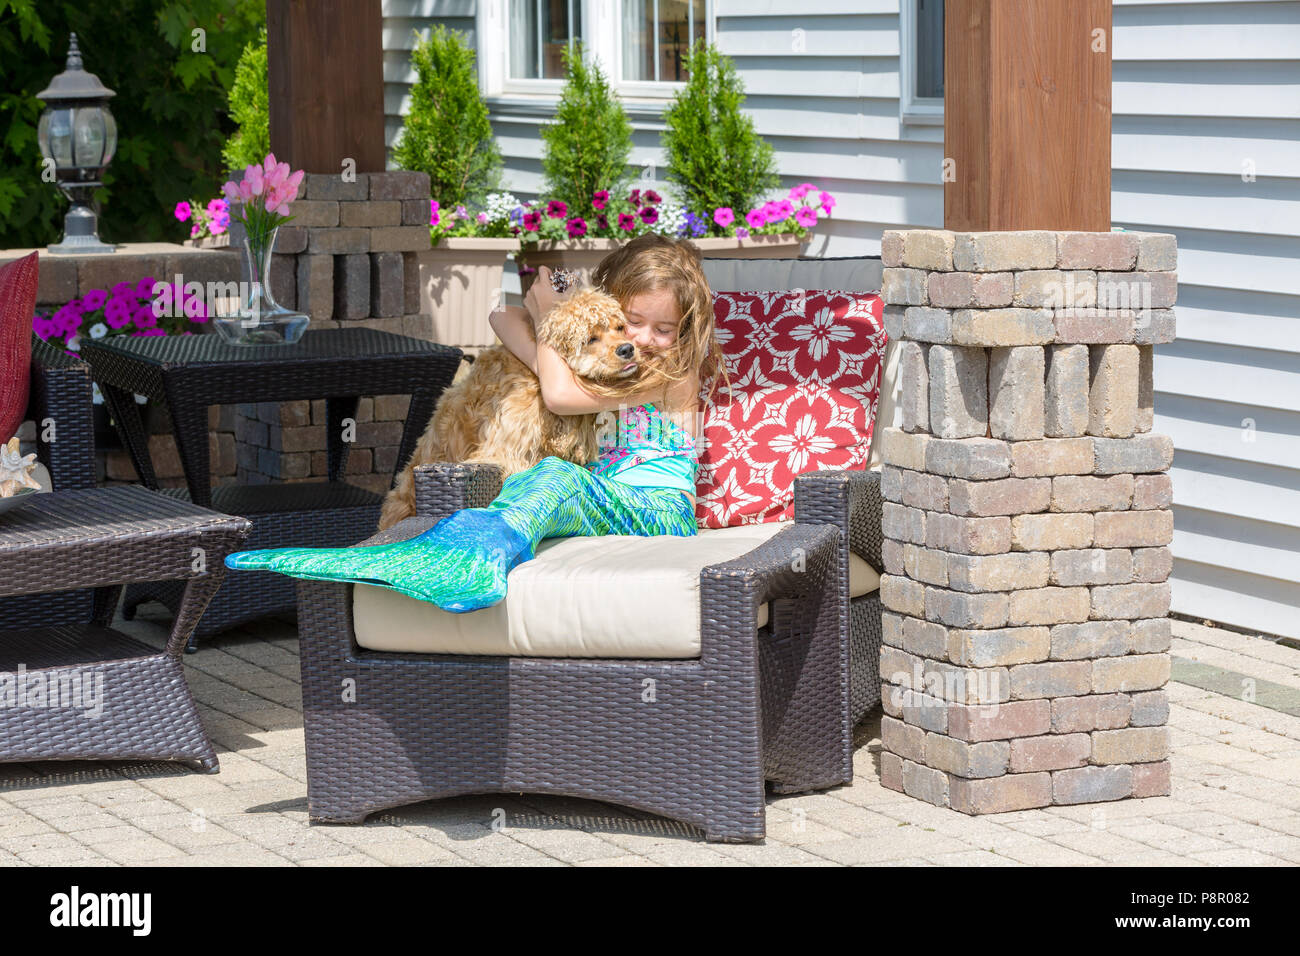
[876,229,1177,814]
[232,171,436,493]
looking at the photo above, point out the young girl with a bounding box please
[224,234,724,613]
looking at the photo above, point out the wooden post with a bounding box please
[266,0,387,173]
[944,0,1112,232]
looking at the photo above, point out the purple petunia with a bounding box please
[104,298,133,329]
[643,190,661,205]
[82,289,108,311]
[638,206,658,225]
[136,277,158,298]
[133,306,159,329]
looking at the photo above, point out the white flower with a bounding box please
[89,322,108,339]
[484,192,521,224]
[66,337,80,351]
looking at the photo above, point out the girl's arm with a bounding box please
[488,307,538,373]
[538,346,701,418]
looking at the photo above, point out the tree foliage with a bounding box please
[540,43,633,216]
[392,25,501,207]
[0,0,263,248]
[221,28,268,173]
[662,40,777,218]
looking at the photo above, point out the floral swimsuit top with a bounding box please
[584,403,698,496]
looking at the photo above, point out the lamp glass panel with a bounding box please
[46,108,74,167]
[73,107,106,167]
[101,108,117,165]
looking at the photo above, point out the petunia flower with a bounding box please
[136,276,158,298]
[789,183,816,200]
[477,212,489,224]
[566,217,588,238]
[736,226,749,239]
[104,298,133,329]
[795,206,818,228]
[643,190,661,205]
[713,207,734,228]
[522,210,541,231]
[82,289,107,311]
[628,189,641,206]
[638,206,658,225]
[745,208,766,230]
[592,190,609,211]
[617,212,636,232]
[174,201,192,222]
[818,190,836,215]
[546,199,568,219]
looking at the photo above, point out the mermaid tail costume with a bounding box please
[225,403,699,612]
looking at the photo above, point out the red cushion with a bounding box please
[695,289,886,529]
[0,252,39,443]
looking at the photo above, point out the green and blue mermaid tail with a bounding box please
[224,456,697,612]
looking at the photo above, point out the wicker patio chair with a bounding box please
[1,336,101,626]
[291,256,890,842]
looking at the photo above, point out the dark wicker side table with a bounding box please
[80,329,462,649]
[0,486,250,771]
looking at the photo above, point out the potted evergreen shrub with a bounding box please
[514,42,637,294]
[662,40,827,259]
[394,25,519,351]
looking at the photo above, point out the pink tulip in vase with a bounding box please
[213,154,310,345]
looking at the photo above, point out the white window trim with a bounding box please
[900,0,944,126]
[479,0,712,105]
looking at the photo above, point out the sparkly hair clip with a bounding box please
[549,268,577,294]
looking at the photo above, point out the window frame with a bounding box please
[479,0,713,104]
[900,0,944,126]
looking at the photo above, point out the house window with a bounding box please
[508,0,583,80]
[901,0,944,125]
[483,0,713,100]
[621,0,707,83]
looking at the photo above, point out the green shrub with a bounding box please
[0,0,264,248]
[221,29,268,172]
[392,25,501,209]
[540,43,632,217]
[662,40,778,228]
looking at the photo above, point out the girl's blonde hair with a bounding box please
[582,234,729,405]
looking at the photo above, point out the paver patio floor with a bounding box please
[3,609,1299,866]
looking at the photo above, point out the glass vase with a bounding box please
[212,226,310,346]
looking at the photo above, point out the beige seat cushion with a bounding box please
[354,520,881,659]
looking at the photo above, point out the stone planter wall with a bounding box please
[229,171,440,491]
[876,228,1177,814]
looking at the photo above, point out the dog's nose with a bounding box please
[615,343,634,360]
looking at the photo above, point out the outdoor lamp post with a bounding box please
[35,33,117,254]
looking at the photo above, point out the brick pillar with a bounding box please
[233,171,433,490]
[876,229,1177,814]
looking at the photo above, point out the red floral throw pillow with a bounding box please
[0,252,39,443]
[695,289,886,529]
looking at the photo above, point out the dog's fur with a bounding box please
[379,289,639,530]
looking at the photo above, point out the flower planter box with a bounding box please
[183,234,231,250]
[517,233,809,296]
[413,236,521,353]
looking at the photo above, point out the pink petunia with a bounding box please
[477,212,488,224]
[207,198,228,217]
[818,190,836,215]
[643,190,661,205]
[745,208,766,230]
[522,210,541,231]
[789,183,816,201]
[617,212,637,232]
[209,218,227,237]
[592,190,609,211]
[174,201,192,222]
[546,199,568,219]
[566,217,588,238]
[638,206,658,225]
[191,223,203,237]
[628,189,641,206]
[713,207,735,228]
[795,206,818,228]
[775,199,795,219]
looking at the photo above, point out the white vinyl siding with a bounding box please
[382,0,1300,638]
